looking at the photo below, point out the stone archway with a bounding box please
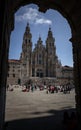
[0,0,81,130]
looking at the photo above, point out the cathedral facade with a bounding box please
[20,23,60,84]
[7,23,73,86]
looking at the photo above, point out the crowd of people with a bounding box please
[6,82,74,94]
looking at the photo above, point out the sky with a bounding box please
[9,3,73,67]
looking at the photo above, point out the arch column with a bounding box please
[71,34,81,129]
[0,1,14,130]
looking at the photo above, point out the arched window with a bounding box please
[36,69,43,77]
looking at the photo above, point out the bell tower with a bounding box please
[46,27,56,77]
[21,23,32,83]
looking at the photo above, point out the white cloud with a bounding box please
[15,7,52,25]
[36,18,52,24]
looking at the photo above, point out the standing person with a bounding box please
[31,84,34,92]
[35,85,37,90]
[6,84,9,91]
[46,86,49,94]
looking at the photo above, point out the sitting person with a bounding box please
[68,112,77,130]
[63,111,70,125]
[63,111,77,130]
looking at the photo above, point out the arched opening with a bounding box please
[4,3,75,130]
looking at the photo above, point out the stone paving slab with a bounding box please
[5,88,76,130]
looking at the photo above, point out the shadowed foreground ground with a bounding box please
[5,109,76,130]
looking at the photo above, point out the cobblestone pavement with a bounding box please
[5,88,76,130]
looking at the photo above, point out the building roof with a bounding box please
[8,59,20,63]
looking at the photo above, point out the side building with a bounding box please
[61,65,74,85]
[7,59,21,85]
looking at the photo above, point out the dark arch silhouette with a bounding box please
[0,1,81,130]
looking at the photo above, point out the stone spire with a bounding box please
[48,26,53,38]
[25,22,30,34]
